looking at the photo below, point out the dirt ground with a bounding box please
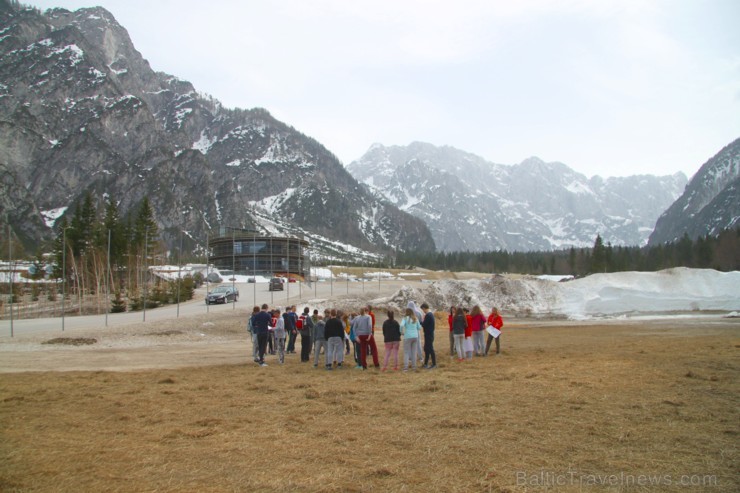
[0,311,738,492]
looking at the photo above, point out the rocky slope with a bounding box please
[0,1,434,258]
[348,142,687,251]
[649,137,740,245]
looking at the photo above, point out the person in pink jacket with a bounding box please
[470,305,487,356]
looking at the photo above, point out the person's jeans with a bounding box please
[287,330,297,352]
[314,340,328,366]
[403,337,419,369]
[257,333,268,363]
[300,333,311,362]
[352,341,360,366]
[424,335,436,366]
[472,330,486,355]
[267,331,274,353]
[453,334,465,359]
[276,337,285,363]
[383,341,400,369]
[251,332,258,360]
[485,334,501,355]
[327,337,344,366]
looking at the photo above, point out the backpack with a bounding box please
[296,315,305,330]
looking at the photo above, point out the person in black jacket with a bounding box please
[284,306,297,353]
[298,306,314,362]
[420,303,436,369]
[381,310,401,371]
[323,309,346,370]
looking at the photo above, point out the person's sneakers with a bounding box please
[254,358,260,363]
[427,365,437,370]
[260,362,268,367]
[354,365,363,370]
[422,364,429,369]
[326,365,333,370]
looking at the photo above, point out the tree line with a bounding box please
[4,189,737,314]
[396,228,740,276]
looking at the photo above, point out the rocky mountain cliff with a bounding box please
[0,2,434,258]
[348,142,687,252]
[649,137,739,245]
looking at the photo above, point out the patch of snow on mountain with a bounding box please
[192,130,216,154]
[40,207,68,228]
[400,188,423,210]
[174,107,192,127]
[565,181,595,196]
[48,44,84,66]
[250,188,297,215]
[214,194,222,222]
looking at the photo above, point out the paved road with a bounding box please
[1,279,406,338]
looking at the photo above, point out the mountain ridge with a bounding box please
[649,137,740,245]
[0,2,435,258]
[348,142,688,252]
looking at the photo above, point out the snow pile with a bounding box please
[384,268,740,320]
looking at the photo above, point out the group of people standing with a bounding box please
[448,305,504,361]
[247,301,504,370]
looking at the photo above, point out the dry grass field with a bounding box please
[1,314,738,492]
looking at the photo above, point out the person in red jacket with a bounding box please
[485,307,504,355]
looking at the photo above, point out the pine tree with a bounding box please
[100,196,125,269]
[591,234,607,273]
[132,197,158,254]
[68,192,97,256]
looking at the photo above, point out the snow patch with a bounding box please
[40,207,68,228]
[408,268,739,320]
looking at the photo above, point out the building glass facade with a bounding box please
[208,227,309,279]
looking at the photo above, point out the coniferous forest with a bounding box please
[396,228,740,276]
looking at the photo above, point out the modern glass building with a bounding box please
[208,227,309,279]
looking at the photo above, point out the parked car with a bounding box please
[205,285,239,304]
[269,277,284,291]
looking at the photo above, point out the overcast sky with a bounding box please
[28,0,740,178]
